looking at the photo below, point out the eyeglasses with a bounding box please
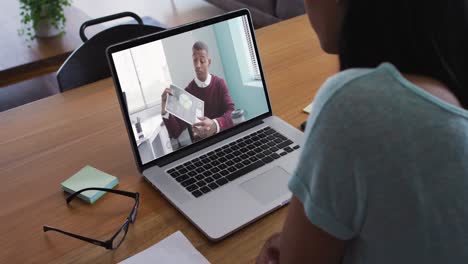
[43,188,139,250]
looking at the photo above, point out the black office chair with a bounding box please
[56,12,165,92]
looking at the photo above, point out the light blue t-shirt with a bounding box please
[289,63,468,263]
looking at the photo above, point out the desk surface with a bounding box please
[0,15,337,263]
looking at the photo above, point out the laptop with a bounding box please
[106,9,304,241]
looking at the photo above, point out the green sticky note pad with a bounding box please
[61,165,119,203]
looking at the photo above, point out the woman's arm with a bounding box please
[257,196,346,264]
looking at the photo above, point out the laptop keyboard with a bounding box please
[166,126,300,198]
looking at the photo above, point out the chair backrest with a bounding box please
[57,12,164,92]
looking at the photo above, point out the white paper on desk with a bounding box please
[119,231,210,264]
[303,102,313,114]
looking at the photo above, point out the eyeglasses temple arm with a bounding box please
[43,225,109,248]
[66,188,138,204]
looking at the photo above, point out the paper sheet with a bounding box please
[303,102,313,113]
[119,231,210,264]
[166,84,204,125]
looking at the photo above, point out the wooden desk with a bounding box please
[0,2,97,86]
[0,15,337,263]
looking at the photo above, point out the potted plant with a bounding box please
[19,0,72,40]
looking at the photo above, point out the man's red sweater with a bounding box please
[163,75,235,139]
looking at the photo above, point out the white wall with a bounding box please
[162,31,195,88]
[162,26,226,89]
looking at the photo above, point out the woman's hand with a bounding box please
[256,232,281,264]
[257,197,346,264]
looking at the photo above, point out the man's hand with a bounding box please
[161,88,173,115]
[192,116,216,139]
[256,232,281,264]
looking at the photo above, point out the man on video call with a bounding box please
[161,41,235,144]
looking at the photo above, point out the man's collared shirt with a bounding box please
[194,73,212,88]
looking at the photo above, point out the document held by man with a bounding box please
[165,84,204,125]
[119,231,210,264]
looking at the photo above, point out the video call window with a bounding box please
[112,16,269,165]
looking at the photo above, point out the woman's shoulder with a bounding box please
[311,63,406,115]
[306,63,420,140]
[314,64,395,106]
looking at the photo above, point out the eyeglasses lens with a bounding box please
[112,225,128,249]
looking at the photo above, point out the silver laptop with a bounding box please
[107,9,304,241]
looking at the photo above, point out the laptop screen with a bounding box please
[110,13,270,165]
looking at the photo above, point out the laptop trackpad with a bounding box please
[240,166,290,205]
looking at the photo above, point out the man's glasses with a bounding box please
[43,188,139,250]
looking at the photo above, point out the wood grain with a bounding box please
[0,15,338,264]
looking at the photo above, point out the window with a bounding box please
[113,41,173,114]
[241,15,261,80]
